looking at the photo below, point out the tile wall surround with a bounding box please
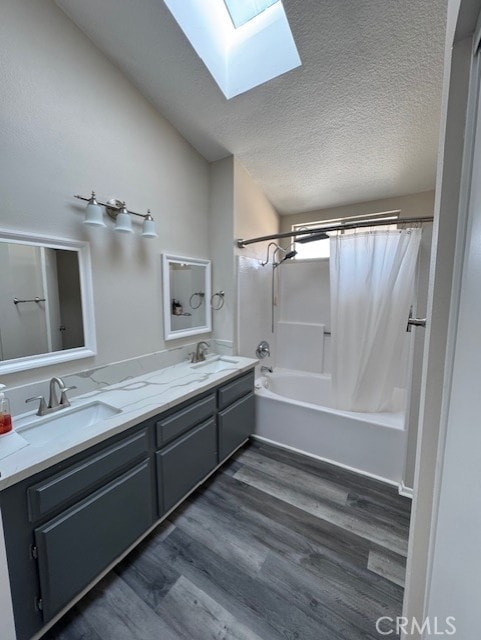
[275,321,325,373]
[236,256,276,370]
[4,339,234,417]
[278,259,331,374]
[237,256,331,375]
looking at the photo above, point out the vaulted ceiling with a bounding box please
[56,0,447,214]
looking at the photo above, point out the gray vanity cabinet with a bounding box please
[218,371,255,460]
[0,368,255,640]
[218,393,255,460]
[34,460,153,621]
[0,422,156,640]
[155,392,217,514]
[157,418,217,512]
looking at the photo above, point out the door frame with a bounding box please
[402,2,481,635]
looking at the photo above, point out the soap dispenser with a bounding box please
[0,384,12,435]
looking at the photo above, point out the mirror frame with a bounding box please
[162,253,212,341]
[0,228,97,374]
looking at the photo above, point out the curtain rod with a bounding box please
[235,216,434,248]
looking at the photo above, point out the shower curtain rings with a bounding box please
[189,292,205,309]
[211,291,225,310]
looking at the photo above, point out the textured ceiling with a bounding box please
[55,0,447,214]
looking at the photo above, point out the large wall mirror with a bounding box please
[162,254,211,340]
[0,229,96,374]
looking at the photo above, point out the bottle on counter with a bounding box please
[172,299,183,316]
[0,384,12,435]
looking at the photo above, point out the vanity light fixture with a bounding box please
[83,192,106,227]
[114,202,133,234]
[75,192,158,238]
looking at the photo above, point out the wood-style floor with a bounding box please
[45,441,411,640]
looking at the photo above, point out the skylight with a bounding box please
[224,0,279,29]
[163,0,301,99]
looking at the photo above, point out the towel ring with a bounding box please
[189,291,205,309]
[211,291,225,310]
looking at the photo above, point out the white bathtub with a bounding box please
[255,369,407,484]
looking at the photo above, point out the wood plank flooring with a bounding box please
[44,441,411,640]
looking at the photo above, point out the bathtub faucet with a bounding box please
[261,366,273,374]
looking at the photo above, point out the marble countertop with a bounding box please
[0,355,257,490]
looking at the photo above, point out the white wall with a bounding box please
[0,0,211,389]
[426,73,481,631]
[402,0,476,632]
[412,2,481,634]
[234,159,279,362]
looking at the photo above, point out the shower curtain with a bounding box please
[330,228,422,412]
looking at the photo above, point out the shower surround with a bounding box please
[237,255,414,487]
[255,369,406,484]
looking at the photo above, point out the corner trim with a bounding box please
[398,482,414,499]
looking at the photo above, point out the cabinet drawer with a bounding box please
[156,394,216,447]
[34,460,154,622]
[218,371,254,410]
[218,392,255,460]
[27,429,149,522]
[157,418,217,513]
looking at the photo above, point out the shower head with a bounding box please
[295,232,330,244]
[274,250,297,267]
[281,250,297,261]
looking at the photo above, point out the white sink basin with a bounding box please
[191,356,240,373]
[15,401,121,446]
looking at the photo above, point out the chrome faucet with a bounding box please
[191,341,210,363]
[49,377,75,409]
[26,376,77,416]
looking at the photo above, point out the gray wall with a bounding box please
[209,157,235,346]
[280,191,436,237]
[0,0,211,388]
[209,157,279,352]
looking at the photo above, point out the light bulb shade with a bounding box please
[114,210,133,233]
[83,202,105,227]
[142,217,158,238]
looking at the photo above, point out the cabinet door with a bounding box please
[28,429,149,522]
[157,418,217,514]
[218,392,255,460]
[34,460,154,622]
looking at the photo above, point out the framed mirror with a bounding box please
[0,229,96,374]
[162,254,212,340]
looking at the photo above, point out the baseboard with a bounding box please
[251,434,400,489]
[398,482,414,499]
